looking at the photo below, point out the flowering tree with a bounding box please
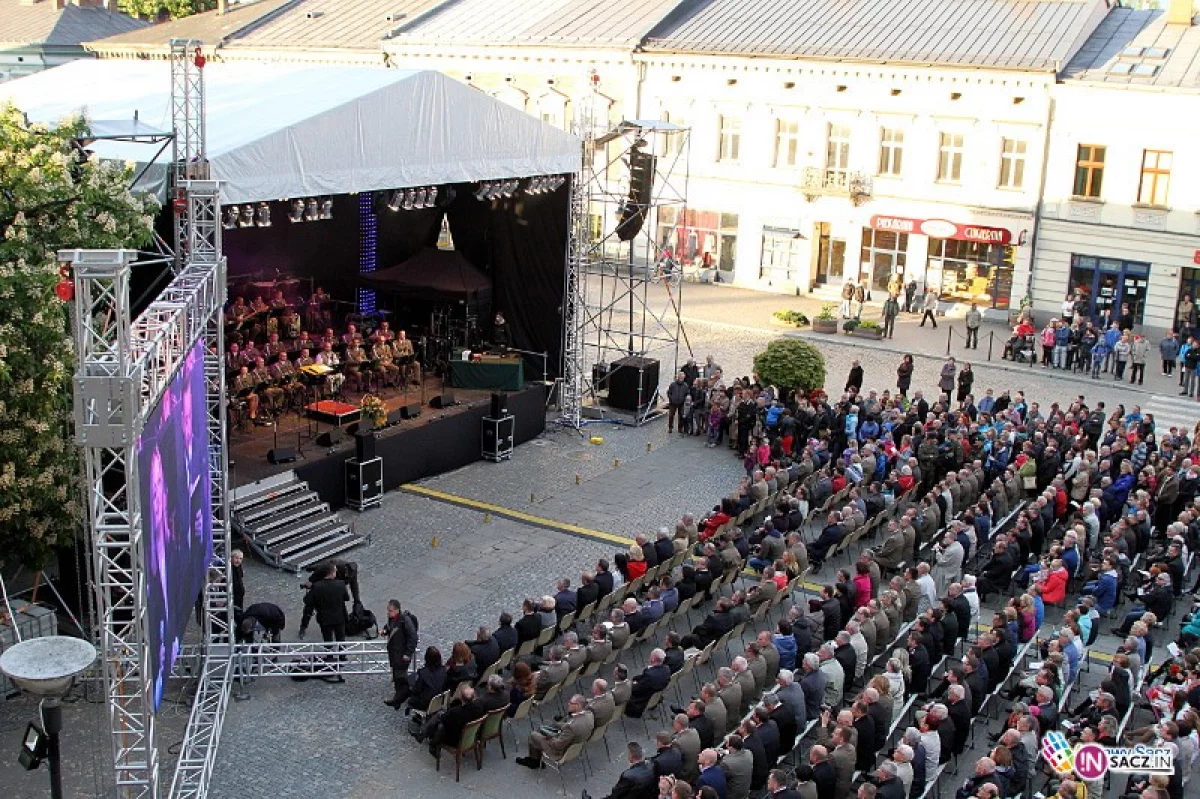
[0,104,158,570]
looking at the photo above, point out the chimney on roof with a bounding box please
[218,0,228,14]
[1167,0,1195,25]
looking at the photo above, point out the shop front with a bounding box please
[868,215,1017,309]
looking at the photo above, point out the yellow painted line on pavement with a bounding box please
[401,484,635,546]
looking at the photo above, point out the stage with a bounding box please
[228,379,548,508]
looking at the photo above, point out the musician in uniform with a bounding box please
[375,321,395,343]
[242,340,263,366]
[297,348,315,368]
[294,330,315,354]
[269,352,303,408]
[279,306,301,340]
[227,296,251,327]
[316,343,344,395]
[251,295,270,314]
[320,328,338,348]
[233,365,261,421]
[270,289,289,310]
[372,338,400,386]
[344,337,369,392]
[341,324,360,347]
[252,357,284,414]
[394,330,421,386]
[226,342,249,375]
[263,332,287,359]
[305,287,332,329]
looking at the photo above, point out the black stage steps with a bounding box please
[231,471,368,572]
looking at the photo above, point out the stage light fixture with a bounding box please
[414,188,428,208]
[387,191,402,211]
[255,202,271,227]
[289,199,305,223]
[319,199,333,220]
[223,206,239,229]
[238,205,255,228]
[401,189,415,211]
[473,183,487,201]
[427,186,439,206]
[305,198,319,221]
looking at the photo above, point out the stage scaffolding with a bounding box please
[559,110,691,429]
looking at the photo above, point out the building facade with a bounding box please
[1032,4,1200,337]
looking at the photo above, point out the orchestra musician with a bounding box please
[234,365,261,421]
[297,348,315,367]
[227,296,251,327]
[375,321,394,342]
[226,342,248,374]
[263,332,287,359]
[316,342,345,395]
[279,306,301,340]
[341,324,360,347]
[269,352,303,407]
[372,338,400,386]
[251,357,284,413]
[344,337,369,392]
[394,330,421,386]
[270,289,289,310]
[320,327,338,348]
[251,295,270,314]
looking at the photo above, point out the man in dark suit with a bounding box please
[595,560,615,598]
[653,529,675,565]
[625,649,671,718]
[650,731,683,778]
[576,571,601,613]
[685,598,735,649]
[299,563,349,654]
[946,685,972,757]
[767,768,802,799]
[515,599,543,646]
[809,512,845,568]
[851,701,877,772]
[664,633,686,674]
[810,745,837,799]
[427,684,486,753]
[382,599,418,707]
[492,611,518,655]
[584,741,656,799]
[765,693,798,755]
[687,699,715,749]
[554,578,578,621]
[466,625,500,674]
[696,749,728,799]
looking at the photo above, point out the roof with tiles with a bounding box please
[2,0,147,48]
[642,0,1110,71]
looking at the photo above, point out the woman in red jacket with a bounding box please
[1040,559,1069,604]
[852,562,874,609]
[625,544,648,581]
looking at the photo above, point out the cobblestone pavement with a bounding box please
[4,280,1195,798]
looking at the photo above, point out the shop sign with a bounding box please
[870,215,1013,245]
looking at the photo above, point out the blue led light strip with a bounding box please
[358,193,377,314]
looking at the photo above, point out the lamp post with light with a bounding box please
[0,636,97,799]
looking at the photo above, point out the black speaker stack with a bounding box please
[606,356,660,412]
[482,391,513,463]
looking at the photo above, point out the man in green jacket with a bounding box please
[965,303,982,349]
[882,294,901,339]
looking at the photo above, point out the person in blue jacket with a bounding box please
[1081,559,1119,613]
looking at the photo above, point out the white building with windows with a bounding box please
[1032,0,1200,337]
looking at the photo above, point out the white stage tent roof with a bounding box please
[0,60,581,205]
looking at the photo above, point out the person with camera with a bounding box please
[299,562,350,678]
[382,600,419,708]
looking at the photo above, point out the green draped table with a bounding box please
[449,357,524,391]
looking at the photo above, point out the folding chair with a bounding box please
[435,716,485,781]
[476,707,508,762]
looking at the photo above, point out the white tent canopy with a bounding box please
[0,60,581,205]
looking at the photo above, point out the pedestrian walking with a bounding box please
[964,303,981,349]
[937,358,956,399]
[1130,333,1150,385]
[882,293,900,339]
[904,280,917,313]
[853,282,867,320]
[1161,331,1179,376]
[919,289,939,328]
[896,355,914,399]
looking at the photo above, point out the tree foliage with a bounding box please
[118,0,216,21]
[753,337,827,396]
[0,104,158,570]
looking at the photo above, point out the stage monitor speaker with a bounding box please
[429,391,455,409]
[345,457,383,512]
[354,430,376,462]
[315,429,344,448]
[616,149,656,242]
[267,446,297,465]
[606,356,660,412]
[490,391,509,418]
[399,403,421,419]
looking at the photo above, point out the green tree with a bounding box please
[118,0,216,21]
[753,338,827,397]
[0,104,158,570]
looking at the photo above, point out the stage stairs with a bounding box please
[231,471,368,572]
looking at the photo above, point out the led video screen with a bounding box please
[138,342,212,711]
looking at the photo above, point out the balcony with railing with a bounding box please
[801,167,873,205]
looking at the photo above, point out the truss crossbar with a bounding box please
[167,655,232,799]
[173,641,391,679]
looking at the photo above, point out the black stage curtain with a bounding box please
[446,182,569,379]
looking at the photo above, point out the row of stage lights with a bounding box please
[387,186,450,211]
[221,198,333,229]
[473,175,566,201]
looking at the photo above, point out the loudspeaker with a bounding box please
[616,149,656,242]
[429,391,456,409]
[345,456,383,511]
[606,356,660,411]
[354,430,376,462]
[490,391,509,418]
[399,403,421,419]
[315,429,344,448]
[267,446,297,465]
[346,417,374,436]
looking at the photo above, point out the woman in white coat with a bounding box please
[932,530,965,594]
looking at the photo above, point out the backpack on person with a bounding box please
[346,601,378,638]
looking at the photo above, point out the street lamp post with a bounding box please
[0,635,97,799]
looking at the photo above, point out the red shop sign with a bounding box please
[870,215,1012,245]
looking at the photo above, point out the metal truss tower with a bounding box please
[559,112,690,426]
[169,39,209,271]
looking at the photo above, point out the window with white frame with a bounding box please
[759,227,806,283]
[937,131,964,182]
[718,115,741,163]
[878,127,904,177]
[775,119,800,168]
[998,137,1027,189]
[826,124,851,174]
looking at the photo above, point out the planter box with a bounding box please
[852,328,884,340]
[813,318,839,333]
